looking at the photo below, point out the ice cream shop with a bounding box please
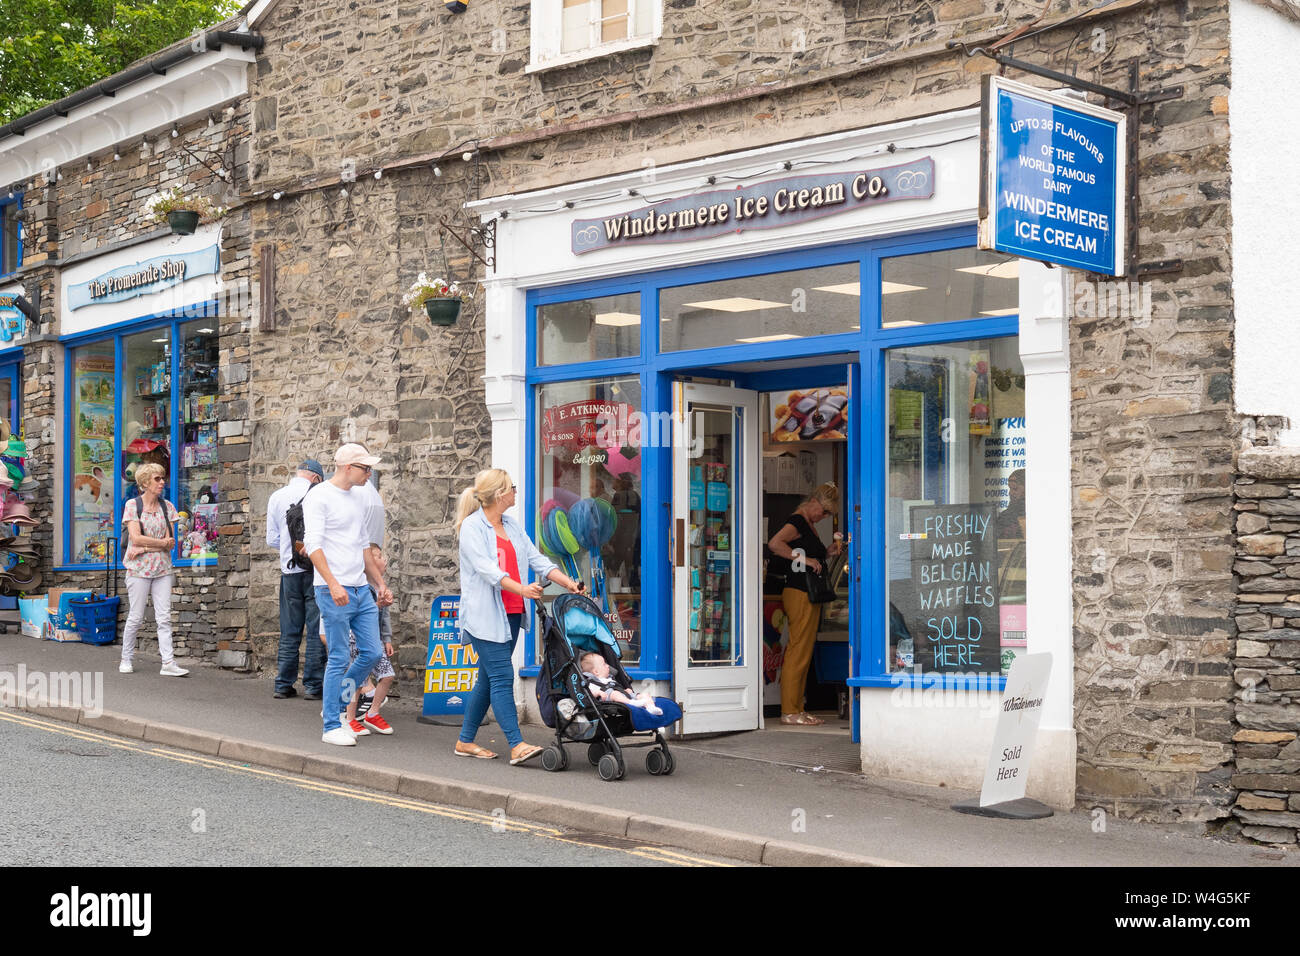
[473,106,1077,804]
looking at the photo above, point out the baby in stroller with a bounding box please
[579,651,663,716]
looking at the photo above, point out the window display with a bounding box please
[177,320,219,560]
[71,343,116,563]
[885,337,1026,676]
[536,375,642,666]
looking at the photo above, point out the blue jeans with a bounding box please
[277,572,323,694]
[458,614,523,749]
[316,585,382,733]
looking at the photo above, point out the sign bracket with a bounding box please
[954,42,1184,279]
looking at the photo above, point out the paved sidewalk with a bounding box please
[2,634,1294,867]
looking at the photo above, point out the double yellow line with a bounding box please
[0,709,729,867]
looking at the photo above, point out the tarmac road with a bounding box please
[0,709,746,867]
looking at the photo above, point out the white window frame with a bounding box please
[528,0,663,74]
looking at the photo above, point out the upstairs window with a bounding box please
[530,0,661,71]
[1,195,20,277]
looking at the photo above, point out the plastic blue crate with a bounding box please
[69,596,120,646]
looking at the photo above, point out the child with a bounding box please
[579,650,663,716]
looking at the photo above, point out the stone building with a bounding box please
[3,0,1299,844]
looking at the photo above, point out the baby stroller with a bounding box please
[535,593,683,781]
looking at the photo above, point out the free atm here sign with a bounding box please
[979,76,1126,276]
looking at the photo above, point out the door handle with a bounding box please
[674,518,685,568]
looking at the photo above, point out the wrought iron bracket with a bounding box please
[438,215,496,273]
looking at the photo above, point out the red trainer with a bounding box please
[361,713,393,735]
[347,718,370,736]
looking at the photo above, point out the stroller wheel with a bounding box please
[587,741,607,767]
[662,749,676,776]
[597,752,623,782]
[541,745,568,772]
[646,747,667,776]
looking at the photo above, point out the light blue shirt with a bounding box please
[458,509,557,644]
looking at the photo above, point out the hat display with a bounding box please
[333,443,382,469]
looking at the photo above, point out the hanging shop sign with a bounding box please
[0,292,26,342]
[571,158,935,255]
[979,76,1126,275]
[67,245,220,310]
[422,595,479,718]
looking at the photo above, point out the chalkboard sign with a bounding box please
[909,503,999,673]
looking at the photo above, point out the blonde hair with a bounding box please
[803,482,840,514]
[454,468,513,536]
[135,462,166,491]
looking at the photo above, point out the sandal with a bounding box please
[454,741,498,760]
[780,712,825,726]
[509,743,544,766]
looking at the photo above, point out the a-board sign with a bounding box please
[979,75,1126,275]
[909,503,999,672]
[421,595,479,718]
[980,652,1053,807]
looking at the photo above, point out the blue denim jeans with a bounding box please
[316,584,382,733]
[277,572,323,694]
[458,614,523,749]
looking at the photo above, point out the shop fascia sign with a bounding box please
[979,75,1126,276]
[571,158,935,255]
[67,244,220,310]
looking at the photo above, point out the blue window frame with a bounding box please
[523,225,1019,692]
[60,302,220,571]
[1,193,22,278]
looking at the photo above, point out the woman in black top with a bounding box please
[767,483,841,725]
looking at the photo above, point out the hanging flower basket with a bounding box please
[167,210,200,235]
[403,273,473,328]
[144,186,226,236]
[424,297,463,326]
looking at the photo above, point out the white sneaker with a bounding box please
[159,662,189,677]
[119,662,133,674]
[321,727,357,746]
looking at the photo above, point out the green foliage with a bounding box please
[0,0,242,125]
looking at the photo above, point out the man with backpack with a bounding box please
[266,458,325,699]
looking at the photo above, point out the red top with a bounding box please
[497,536,524,614]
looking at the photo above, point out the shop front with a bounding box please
[56,228,225,575]
[476,108,1075,804]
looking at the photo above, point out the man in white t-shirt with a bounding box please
[304,443,393,746]
[266,458,324,700]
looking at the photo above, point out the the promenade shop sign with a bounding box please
[980,76,1126,275]
[68,245,220,310]
[572,158,935,255]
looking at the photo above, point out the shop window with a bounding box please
[535,375,643,666]
[1,196,20,276]
[70,343,117,563]
[531,0,660,70]
[884,337,1026,677]
[177,320,220,559]
[660,262,860,353]
[537,291,640,366]
[880,248,1018,328]
[67,318,220,566]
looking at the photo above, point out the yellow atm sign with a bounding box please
[424,641,480,693]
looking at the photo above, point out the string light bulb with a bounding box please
[171,125,179,138]
[374,170,382,180]
[432,165,442,177]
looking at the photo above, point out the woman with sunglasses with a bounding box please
[453,468,582,763]
[119,462,186,677]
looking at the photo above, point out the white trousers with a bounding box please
[121,574,175,666]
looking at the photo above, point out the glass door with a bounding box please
[672,381,760,734]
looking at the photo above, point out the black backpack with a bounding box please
[284,484,317,572]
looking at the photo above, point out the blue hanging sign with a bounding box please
[421,595,480,718]
[979,76,1126,276]
[0,294,25,342]
[68,244,221,310]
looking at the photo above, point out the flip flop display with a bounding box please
[0,429,41,597]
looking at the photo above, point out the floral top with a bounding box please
[123,496,178,579]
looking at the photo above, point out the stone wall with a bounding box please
[2,103,252,666]
[1230,447,1300,846]
[246,0,1241,820]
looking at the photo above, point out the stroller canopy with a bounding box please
[552,593,621,659]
